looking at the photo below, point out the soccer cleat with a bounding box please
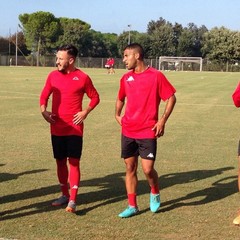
[150,193,161,213]
[118,206,139,218]
[66,200,76,213]
[51,195,69,206]
[233,215,240,225]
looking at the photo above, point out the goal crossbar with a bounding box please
[159,56,203,71]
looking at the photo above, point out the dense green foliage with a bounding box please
[1,11,240,65]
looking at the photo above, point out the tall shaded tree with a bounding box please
[178,23,207,57]
[117,31,150,57]
[57,17,91,53]
[172,22,183,56]
[147,18,176,57]
[102,32,119,57]
[202,27,238,61]
[19,11,61,66]
[19,11,60,54]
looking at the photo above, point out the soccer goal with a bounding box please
[158,56,203,71]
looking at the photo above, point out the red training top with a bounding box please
[232,82,240,108]
[40,69,100,136]
[118,67,176,139]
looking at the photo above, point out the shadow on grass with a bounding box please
[159,167,238,212]
[0,171,127,220]
[0,166,237,219]
[75,172,126,215]
[0,169,48,183]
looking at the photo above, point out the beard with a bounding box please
[57,62,69,73]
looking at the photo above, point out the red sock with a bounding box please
[151,184,159,195]
[56,158,69,197]
[127,193,137,207]
[68,158,80,202]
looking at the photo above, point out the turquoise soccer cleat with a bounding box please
[118,206,139,218]
[150,193,161,213]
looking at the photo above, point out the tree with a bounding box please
[117,31,151,57]
[231,31,240,61]
[0,37,10,55]
[202,27,237,61]
[102,33,119,57]
[147,17,167,35]
[178,23,207,57]
[10,31,30,56]
[57,17,91,53]
[201,27,240,71]
[147,18,176,57]
[172,22,183,56]
[117,31,132,54]
[19,11,61,65]
[134,33,152,58]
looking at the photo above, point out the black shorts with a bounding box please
[51,135,83,160]
[121,135,157,160]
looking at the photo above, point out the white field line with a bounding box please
[0,91,39,96]
[176,102,234,107]
[0,90,234,107]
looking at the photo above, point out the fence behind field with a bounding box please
[1,55,240,72]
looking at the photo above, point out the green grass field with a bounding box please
[1,66,240,240]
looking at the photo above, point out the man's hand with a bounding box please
[152,118,165,138]
[115,115,122,126]
[73,110,88,125]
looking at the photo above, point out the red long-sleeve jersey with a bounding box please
[40,69,100,136]
[232,82,240,108]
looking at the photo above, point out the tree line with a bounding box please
[1,11,240,66]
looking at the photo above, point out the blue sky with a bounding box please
[1,0,240,37]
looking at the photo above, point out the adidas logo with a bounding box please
[73,77,79,81]
[126,76,134,82]
[147,153,154,158]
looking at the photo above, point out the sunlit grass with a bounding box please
[1,66,240,239]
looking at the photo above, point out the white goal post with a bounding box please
[159,56,203,71]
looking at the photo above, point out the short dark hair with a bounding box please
[57,44,78,58]
[124,43,144,60]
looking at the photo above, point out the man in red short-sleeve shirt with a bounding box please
[40,44,100,213]
[115,43,176,218]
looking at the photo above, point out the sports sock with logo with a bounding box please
[56,158,70,198]
[68,157,80,202]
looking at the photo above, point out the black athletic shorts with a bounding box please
[121,135,157,160]
[51,135,83,160]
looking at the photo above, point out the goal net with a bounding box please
[158,56,203,71]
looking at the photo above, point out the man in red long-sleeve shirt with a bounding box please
[232,82,240,225]
[40,44,100,213]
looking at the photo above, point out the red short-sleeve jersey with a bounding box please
[118,67,176,139]
[40,69,100,136]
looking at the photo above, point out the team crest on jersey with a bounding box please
[73,77,79,81]
[126,76,134,82]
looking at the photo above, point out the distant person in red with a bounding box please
[115,43,176,218]
[105,58,111,74]
[109,58,115,74]
[232,82,240,225]
[40,44,100,213]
